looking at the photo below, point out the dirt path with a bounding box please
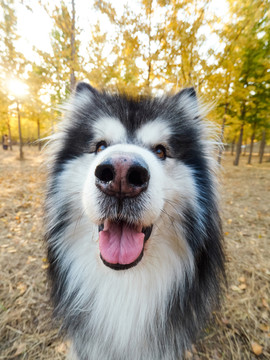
[0,147,269,359]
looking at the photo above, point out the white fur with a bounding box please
[92,116,127,144]
[136,118,172,146]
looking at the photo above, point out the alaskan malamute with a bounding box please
[45,82,224,360]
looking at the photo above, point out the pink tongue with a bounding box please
[99,221,145,265]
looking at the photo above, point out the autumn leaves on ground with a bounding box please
[0,147,269,360]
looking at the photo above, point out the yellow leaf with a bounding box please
[17,283,27,294]
[259,324,269,332]
[238,283,247,290]
[27,256,37,263]
[185,350,193,359]
[262,298,269,309]
[251,342,263,356]
[56,342,68,354]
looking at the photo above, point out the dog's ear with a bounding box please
[75,82,99,96]
[174,87,197,103]
[173,87,200,118]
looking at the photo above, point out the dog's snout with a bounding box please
[95,155,149,198]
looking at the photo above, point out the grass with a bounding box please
[0,146,269,359]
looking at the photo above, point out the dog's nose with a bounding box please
[95,155,150,198]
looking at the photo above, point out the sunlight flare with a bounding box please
[8,79,28,98]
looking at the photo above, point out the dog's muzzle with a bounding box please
[94,153,152,270]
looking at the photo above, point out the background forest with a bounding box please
[0,0,269,164]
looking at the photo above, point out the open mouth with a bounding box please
[98,220,152,270]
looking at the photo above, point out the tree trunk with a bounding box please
[247,130,255,165]
[231,137,236,156]
[233,124,244,166]
[16,100,23,160]
[70,0,76,92]
[7,119,13,150]
[146,0,153,93]
[259,130,266,164]
[217,103,228,164]
[243,139,247,156]
[37,119,41,151]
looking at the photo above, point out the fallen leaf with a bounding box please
[231,285,242,293]
[262,298,269,309]
[238,276,246,283]
[251,342,263,356]
[13,343,26,356]
[27,256,37,263]
[259,324,269,332]
[239,283,247,290]
[56,342,68,354]
[17,283,27,294]
[185,350,193,359]
[261,311,268,321]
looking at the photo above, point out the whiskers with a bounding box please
[73,208,87,236]
[159,198,183,239]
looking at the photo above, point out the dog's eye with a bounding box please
[154,145,166,160]
[96,141,107,153]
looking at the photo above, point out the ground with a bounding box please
[0,147,269,360]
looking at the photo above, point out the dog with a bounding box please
[45,82,225,360]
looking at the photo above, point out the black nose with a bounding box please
[95,155,150,198]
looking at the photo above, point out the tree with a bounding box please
[0,0,27,159]
[38,0,81,103]
[26,64,51,150]
[92,1,147,94]
[212,0,269,166]
[93,0,216,94]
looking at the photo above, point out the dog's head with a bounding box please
[47,82,220,273]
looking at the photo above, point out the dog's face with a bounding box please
[83,119,198,270]
[49,83,210,272]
